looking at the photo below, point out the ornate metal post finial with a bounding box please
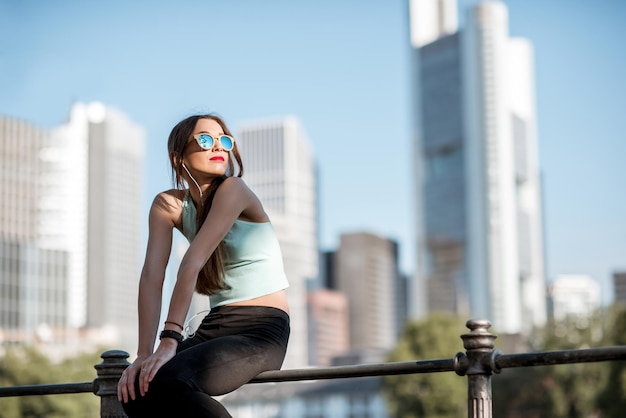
[458,319,498,418]
[94,350,130,418]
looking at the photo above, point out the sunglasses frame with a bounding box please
[191,133,235,151]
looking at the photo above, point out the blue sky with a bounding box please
[1,0,624,304]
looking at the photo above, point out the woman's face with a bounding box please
[183,118,232,179]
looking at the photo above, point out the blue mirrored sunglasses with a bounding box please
[192,133,235,151]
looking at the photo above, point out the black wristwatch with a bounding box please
[159,329,184,343]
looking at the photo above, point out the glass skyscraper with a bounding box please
[410,0,547,333]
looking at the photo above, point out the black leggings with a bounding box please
[122,305,290,418]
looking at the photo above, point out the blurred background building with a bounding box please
[548,275,601,321]
[0,116,71,349]
[0,102,145,357]
[237,116,318,368]
[614,271,626,306]
[222,377,386,418]
[306,288,349,367]
[334,232,404,353]
[409,0,547,334]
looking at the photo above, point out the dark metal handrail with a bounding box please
[250,358,456,383]
[0,381,94,397]
[493,345,626,371]
[1,319,625,418]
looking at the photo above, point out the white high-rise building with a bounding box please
[237,116,318,368]
[0,102,145,353]
[81,103,145,348]
[549,275,601,321]
[0,116,71,346]
[409,0,547,333]
[408,0,458,48]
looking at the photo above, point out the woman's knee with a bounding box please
[149,371,193,396]
[122,382,189,418]
[121,380,186,418]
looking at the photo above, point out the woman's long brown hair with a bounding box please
[167,114,244,295]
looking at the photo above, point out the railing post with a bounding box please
[456,319,498,418]
[94,350,130,418]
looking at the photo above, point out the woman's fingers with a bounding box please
[117,366,138,403]
[117,373,125,402]
[140,359,158,395]
[139,364,149,396]
[126,368,137,401]
[139,350,174,395]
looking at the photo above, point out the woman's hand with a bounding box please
[137,338,178,396]
[117,355,148,403]
[116,338,178,403]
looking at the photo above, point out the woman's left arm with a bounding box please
[140,178,257,383]
[170,177,258,321]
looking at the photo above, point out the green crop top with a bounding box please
[181,192,289,307]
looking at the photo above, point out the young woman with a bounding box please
[117,114,290,417]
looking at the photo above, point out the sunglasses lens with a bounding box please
[196,134,214,149]
[219,136,234,151]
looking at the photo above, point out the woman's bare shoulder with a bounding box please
[151,189,186,216]
[219,176,252,195]
[220,176,246,187]
[218,177,267,222]
[218,177,260,202]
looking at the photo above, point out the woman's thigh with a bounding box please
[154,306,290,395]
[155,332,285,395]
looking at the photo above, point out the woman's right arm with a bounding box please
[118,192,176,403]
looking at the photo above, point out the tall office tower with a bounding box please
[614,271,626,305]
[409,0,547,333]
[408,0,458,48]
[0,116,71,346]
[319,250,337,290]
[237,117,318,368]
[0,102,145,352]
[395,272,410,339]
[307,289,349,366]
[335,232,401,351]
[79,103,145,348]
[549,275,600,321]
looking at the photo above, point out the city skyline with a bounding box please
[1,0,624,305]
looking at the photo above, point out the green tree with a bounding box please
[383,313,467,418]
[492,310,612,418]
[0,346,102,418]
[596,305,626,417]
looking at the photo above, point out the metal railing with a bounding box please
[1,318,625,418]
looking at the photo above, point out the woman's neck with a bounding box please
[188,184,209,208]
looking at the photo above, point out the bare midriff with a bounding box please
[227,289,290,315]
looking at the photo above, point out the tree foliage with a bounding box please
[0,346,102,418]
[383,305,626,417]
[492,305,626,418]
[383,313,467,418]
[595,305,626,417]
